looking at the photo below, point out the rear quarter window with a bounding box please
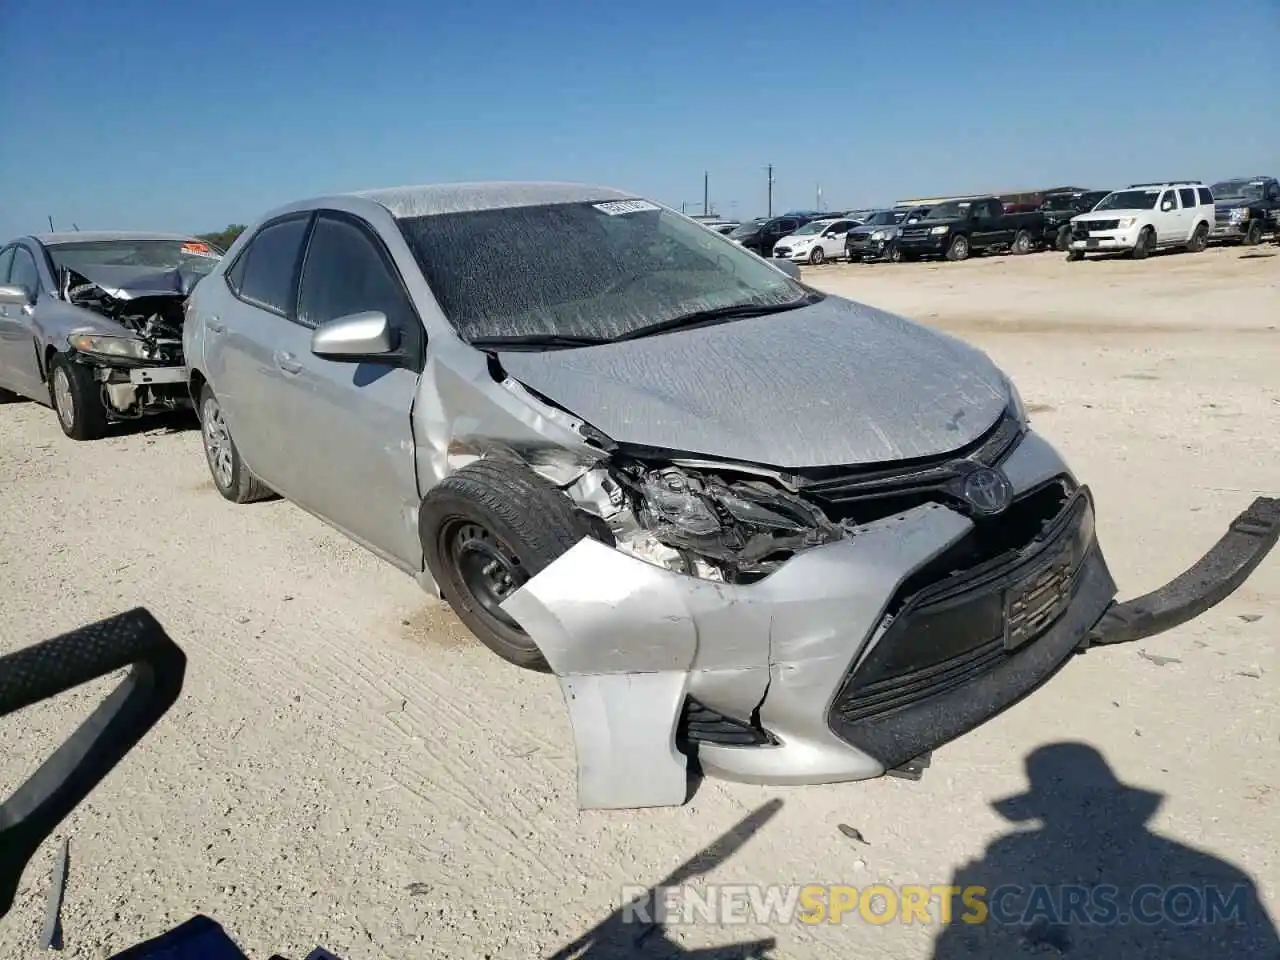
[1197,187,1213,206]
[231,216,311,315]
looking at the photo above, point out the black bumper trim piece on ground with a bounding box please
[1083,496,1279,649]
[830,546,1117,772]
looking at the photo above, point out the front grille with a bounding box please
[900,227,931,241]
[773,246,791,257]
[791,412,1024,524]
[1077,219,1120,232]
[828,490,1093,728]
[1215,208,1235,222]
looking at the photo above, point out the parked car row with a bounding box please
[721,175,1280,269]
[2,181,1274,813]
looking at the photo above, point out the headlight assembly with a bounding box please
[640,469,721,535]
[871,230,887,241]
[67,334,149,360]
[930,225,950,235]
[1229,207,1248,222]
[1116,217,1136,229]
[1004,376,1029,425]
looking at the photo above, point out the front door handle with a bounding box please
[206,317,226,334]
[274,351,303,375]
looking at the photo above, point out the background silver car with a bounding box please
[181,182,1276,810]
[0,232,222,439]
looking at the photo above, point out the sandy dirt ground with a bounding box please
[1,243,1277,959]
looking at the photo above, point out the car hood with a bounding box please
[496,296,1012,469]
[69,262,208,299]
[1073,209,1143,221]
[775,233,816,246]
[1213,199,1250,209]
[851,223,898,235]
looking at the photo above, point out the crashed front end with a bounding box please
[58,263,203,419]
[493,409,1277,811]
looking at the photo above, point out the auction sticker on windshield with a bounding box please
[594,200,661,216]
[181,241,220,259]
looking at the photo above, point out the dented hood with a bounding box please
[69,263,205,300]
[496,296,1011,469]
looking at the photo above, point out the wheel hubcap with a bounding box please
[446,521,528,631]
[53,368,74,429]
[201,397,234,488]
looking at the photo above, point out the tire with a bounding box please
[1131,227,1153,260]
[1243,219,1263,246]
[945,234,970,261]
[420,458,600,671]
[198,384,274,504]
[1187,222,1209,253]
[809,247,825,265]
[1066,249,1084,262]
[48,353,109,441]
[888,246,903,263]
[1011,229,1032,255]
[1055,225,1071,252]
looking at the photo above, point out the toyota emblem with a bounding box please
[959,465,1014,516]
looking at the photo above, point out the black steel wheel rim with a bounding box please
[442,519,528,631]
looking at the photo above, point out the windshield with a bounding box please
[728,220,762,238]
[397,200,809,343]
[926,201,974,219]
[791,220,832,236]
[862,211,905,226]
[1210,180,1263,201]
[1094,190,1160,211]
[48,239,224,276]
[1041,195,1080,211]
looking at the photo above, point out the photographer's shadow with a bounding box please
[930,741,1279,959]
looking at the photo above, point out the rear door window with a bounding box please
[1178,187,1196,208]
[1196,187,1214,206]
[232,216,311,315]
[9,248,40,295]
[0,247,14,284]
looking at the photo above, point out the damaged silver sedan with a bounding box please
[182,183,1279,810]
[0,232,223,439]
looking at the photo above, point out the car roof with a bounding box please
[350,181,633,218]
[32,231,199,246]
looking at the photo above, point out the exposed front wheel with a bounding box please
[1066,249,1084,262]
[1187,222,1209,253]
[1055,225,1071,251]
[945,234,970,261]
[419,459,601,671]
[1011,229,1032,255]
[889,245,903,263]
[1131,228,1153,260]
[1243,219,1263,246]
[48,354,109,441]
[809,247,825,265]
[198,385,275,504]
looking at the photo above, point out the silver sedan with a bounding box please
[0,232,222,440]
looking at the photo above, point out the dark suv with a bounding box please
[1039,190,1109,251]
[727,213,832,257]
[1208,177,1280,246]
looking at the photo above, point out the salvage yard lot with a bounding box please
[1,245,1277,958]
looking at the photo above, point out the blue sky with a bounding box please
[1,0,1276,237]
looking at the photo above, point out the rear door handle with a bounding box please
[274,351,303,375]
[206,317,226,334]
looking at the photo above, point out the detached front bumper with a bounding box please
[846,235,891,260]
[502,433,1279,811]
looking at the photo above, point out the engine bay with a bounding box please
[60,267,187,366]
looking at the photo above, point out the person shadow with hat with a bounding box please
[929,741,1280,959]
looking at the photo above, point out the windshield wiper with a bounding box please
[468,333,613,351]
[611,294,821,343]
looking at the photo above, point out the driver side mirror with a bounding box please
[311,311,399,362]
[1161,201,1175,211]
[0,283,35,307]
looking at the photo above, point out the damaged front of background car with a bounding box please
[0,233,222,440]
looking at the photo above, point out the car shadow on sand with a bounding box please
[546,799,782,959]
[928,742,1280,959]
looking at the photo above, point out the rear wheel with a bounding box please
[198,384,275,503]
[1187,222,1209,253]
[945,234,970,261]
[1011,229,1032,255]
[1243,219,1263,246]
[1131,227,1153,260]
[48,354,109,441]
[419,458,601,671]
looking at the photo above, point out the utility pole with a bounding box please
[703,171,709,217]
[47,215,55,231]
[766,164,775,218]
